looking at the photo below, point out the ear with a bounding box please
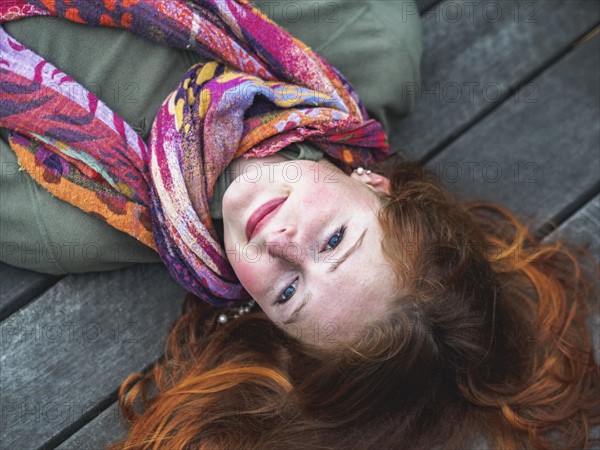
[350,171,391,195]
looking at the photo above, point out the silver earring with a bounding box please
[218,299,256,324]
[354,167,371,175]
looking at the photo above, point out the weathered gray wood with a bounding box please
[56,402,128,450]
[392,0,600,159]
[545,195,600,262]
[427,33,599,231]
[544,195,600,364]
[0,264,185,449]
[0,262,59,320]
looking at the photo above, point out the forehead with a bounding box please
[306,167,379,210]
[297,159,349,185]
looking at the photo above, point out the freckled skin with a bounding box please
[222,156,397,346]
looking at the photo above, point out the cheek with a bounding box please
[230,255,266,300]
[297,182,341,211]
[302,193,321,210]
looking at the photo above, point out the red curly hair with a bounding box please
[110,157,599,450]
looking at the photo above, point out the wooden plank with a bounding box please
[427,33,599,231]
[0,264,185,449]
[56,403,128,450]
[544,195,600,262]
[543,195,600,364]
[0,262,60,320]
[391,0,599,159]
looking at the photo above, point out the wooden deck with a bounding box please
[1,1,599,448]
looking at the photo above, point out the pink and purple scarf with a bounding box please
[0,0,389,307]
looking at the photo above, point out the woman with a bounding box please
[116,162,600,449]
[1,1,598,449]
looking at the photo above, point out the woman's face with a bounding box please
[222,155,398,346]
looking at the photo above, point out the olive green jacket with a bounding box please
[0,0,422,274]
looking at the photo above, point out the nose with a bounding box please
[263,225,308,264]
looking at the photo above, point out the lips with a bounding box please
[246,197,287,241]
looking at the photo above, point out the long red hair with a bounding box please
[111,157,599,449]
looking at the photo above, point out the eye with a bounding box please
[276,278,298,305]
[322,225,346,252]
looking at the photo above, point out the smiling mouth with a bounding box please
[246,197,287,241]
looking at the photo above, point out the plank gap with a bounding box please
[418,0,443,15]
[419,21,600,166]
[0,275,64,322]
[43,359,157,450]
[534,181,600,241]
[572,25,599,48]
[37,391,119,450]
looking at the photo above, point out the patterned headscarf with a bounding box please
[0,0,389,307]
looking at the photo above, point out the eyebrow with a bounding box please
[327,227,367,273]
[282,292,310,325]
